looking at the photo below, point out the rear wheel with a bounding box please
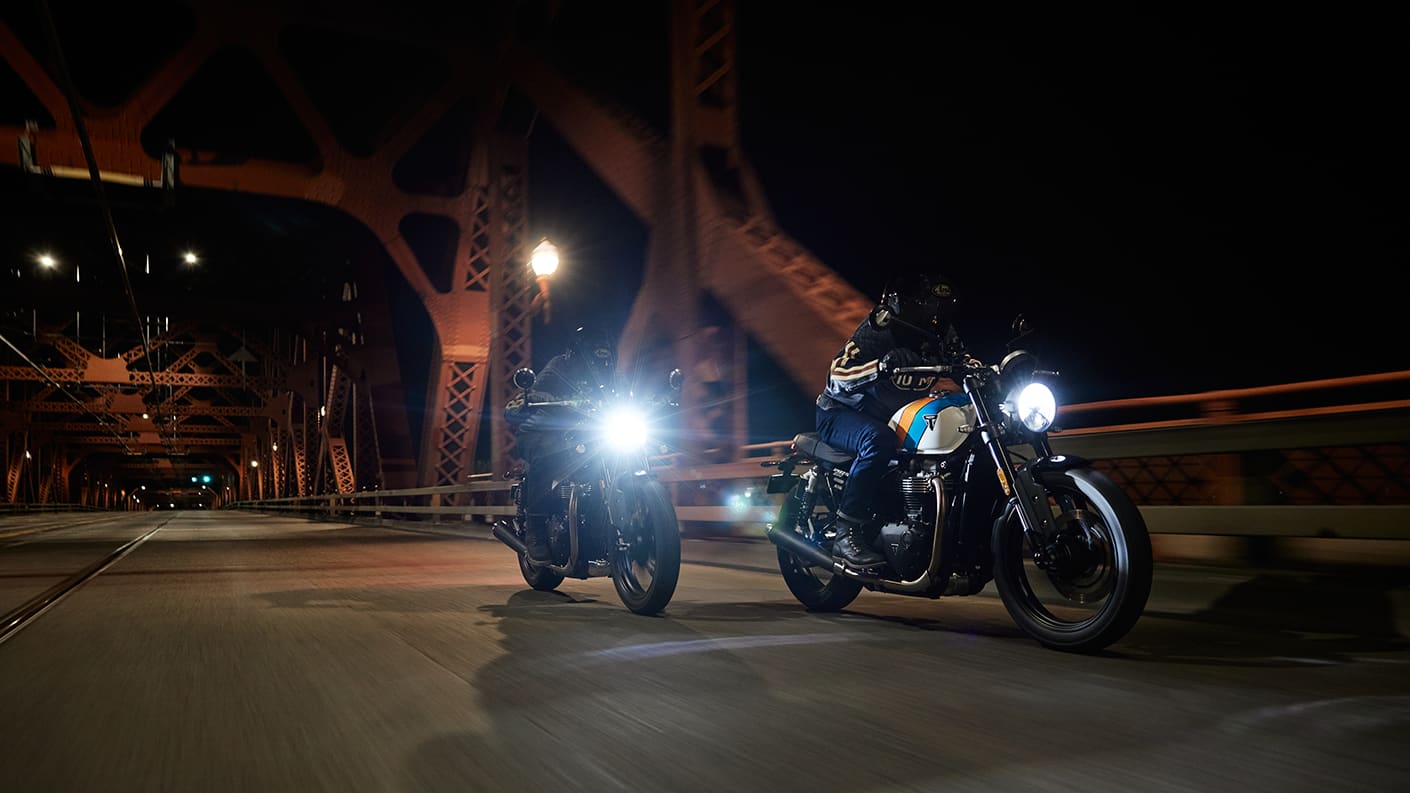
[518,551,564,591]
[611,480,681,615]
[992,467,1152,653]
[517,511,564,591]
[775,478,863,612]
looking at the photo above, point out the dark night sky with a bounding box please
[4,2,1407,444]
[530,3,1408,421]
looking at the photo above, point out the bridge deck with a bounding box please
[1,511,1406,792]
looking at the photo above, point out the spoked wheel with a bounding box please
[611,480,681,615]
[992,467,1152,653]
[775,479,863,612]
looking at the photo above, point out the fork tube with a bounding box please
[964,375,1052,546]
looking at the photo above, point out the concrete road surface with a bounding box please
[0,510,1406,793]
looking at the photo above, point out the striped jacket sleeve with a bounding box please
[828,340,881,393]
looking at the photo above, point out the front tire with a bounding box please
[611,479,681,615]
[774,479,863,612]
[992,467,1152,653]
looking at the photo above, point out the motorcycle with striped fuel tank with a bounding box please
[762,319,1152,652]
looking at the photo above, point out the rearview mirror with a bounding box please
[668,368,684,391]
[512,367,536,390]
[1006,314,1034,352]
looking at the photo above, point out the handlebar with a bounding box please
[881,363,952,375]
[525,399,587,408]
[879,361,1060,379]
[525,394,680,410]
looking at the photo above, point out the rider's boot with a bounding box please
[831,513,884,568]
[524,513,551,562]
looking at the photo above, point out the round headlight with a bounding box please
[604,408,649,450]
[1015,383,1056,432]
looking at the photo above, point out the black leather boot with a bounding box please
[523,514,551,562]
[831,515,883,568]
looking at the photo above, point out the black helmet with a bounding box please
[570,325,616,375]
[879,272,957,332]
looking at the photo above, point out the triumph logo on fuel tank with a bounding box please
[923,413,939,431]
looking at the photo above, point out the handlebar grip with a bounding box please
[884,364,953,375]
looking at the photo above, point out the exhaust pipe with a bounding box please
[492,520,527,555]
[767,524,848,575]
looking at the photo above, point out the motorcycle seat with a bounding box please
[792,433,855,465]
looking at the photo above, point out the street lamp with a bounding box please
[528,238,559,321]
[183,251,198,265]
[37,253,56,268]
[529,239,559,277]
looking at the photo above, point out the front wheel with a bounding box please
[774,479,863,612]
[611,479,681,615]
[992,467,1152,653]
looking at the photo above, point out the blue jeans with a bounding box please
[815,406,898,521]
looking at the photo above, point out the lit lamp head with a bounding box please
[529,239,559,278]
[528,239,559,321]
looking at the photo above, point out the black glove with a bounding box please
[879,347,925,373]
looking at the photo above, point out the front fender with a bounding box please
[612,468,655,492]
[1002,455,1097,545]
[608,469,657,526]
[1027,453,1091,474]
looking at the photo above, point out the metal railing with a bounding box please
[0,366,1381,539]
[189,371,1410,542]
[0,502,100,514]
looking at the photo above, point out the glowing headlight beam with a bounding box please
[1016,383,1057,433]
[604,408,649,451]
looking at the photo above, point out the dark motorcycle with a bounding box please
[763,317,1152,652]
[492,368,684,615]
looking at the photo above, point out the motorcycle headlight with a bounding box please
[603,407,649,451]
[1015,382,1057,433]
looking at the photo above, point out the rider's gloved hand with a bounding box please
[879,347,925,374]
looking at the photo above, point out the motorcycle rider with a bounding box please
[505,325,618,562]
[815,272,975,568]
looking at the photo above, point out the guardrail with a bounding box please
[224,371,1410,543]
[223,479,1409,542]
[0,503,100,514]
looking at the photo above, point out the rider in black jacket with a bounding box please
[505,325,617,561]
[815,273,974,567]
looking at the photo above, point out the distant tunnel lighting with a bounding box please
[183,251,198,264]
[529,239,559,277]
[37,253,56,268]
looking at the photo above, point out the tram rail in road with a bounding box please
[0,515,169,646]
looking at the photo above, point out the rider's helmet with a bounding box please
[570,325,616,378]
[877,272,958,335]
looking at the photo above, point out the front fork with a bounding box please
[964,375,1082,572]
